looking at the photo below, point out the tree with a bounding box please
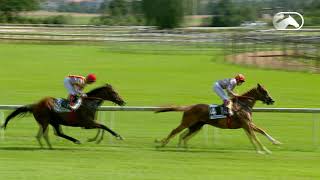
[211,0,241,27]
[0,0,40,22]
[94,0,144,26]
[211,0,257,27]
[142,0,184,29]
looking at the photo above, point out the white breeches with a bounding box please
[213,82,228,101]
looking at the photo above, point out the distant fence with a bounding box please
[1,25,319,72]
[226,29,320,73]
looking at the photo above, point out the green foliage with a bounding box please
[94,0,144,26]
[303,0,320,26]
[90,15,145,26]
[57,2,99,14]
[42,15,72,24]
[142,0,184,29]
[108,0,128,16]
[0,0,39,22]
[0,15,72,24]
[211,0,257,27]
[0,0,39,13]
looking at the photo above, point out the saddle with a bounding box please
[53,98,72,112]
[209,104,229,120]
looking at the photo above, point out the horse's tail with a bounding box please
[155,106,191,113]
[1,105,33,129]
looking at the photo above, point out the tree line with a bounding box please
[0,0,319,28]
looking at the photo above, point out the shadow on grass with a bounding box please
[153,146,243,154]
[0,146,80,151]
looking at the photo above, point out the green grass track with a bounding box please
[0,42,319,180]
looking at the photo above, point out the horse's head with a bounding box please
[287,15,300,28]
[256,84,275,105]
[87,84,126,106]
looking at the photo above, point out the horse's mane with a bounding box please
[232,87,257,101]
[241,87,257,97]
[86,84,113,97]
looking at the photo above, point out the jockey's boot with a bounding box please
[69,95,82,110]
[224,99,233,116]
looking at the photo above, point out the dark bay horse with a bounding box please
[155,84,281,154]
[2,84,125,149]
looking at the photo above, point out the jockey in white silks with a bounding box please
[213,74,245,116]
[63,74,96,110]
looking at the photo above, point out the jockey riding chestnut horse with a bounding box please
[155,84,281,154]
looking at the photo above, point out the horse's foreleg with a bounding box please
[243,129,262,153]
[96,130,105,144]
[94,123,123,140]
[244,126,271,154]
[51,123,80,144]
[251,132,272,154]
[87,129,101,142]
[251,124,281,145]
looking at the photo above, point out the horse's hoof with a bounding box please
[257,150,266,155]
[273,141,282,145]
[265,150,272,154]
[74,140,81,144]
[116,135,124,140]
[155,144,166,148]
[87,139,95,142]
[177,143,188,149]
[155,139,163,143]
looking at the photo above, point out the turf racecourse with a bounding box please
[0,42,319,180]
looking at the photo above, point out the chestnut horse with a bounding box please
[155,84,281,154]
[2,84,125,149]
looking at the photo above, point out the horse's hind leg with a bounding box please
[157,124,187,147]
[179,122,204,148]
[51,123,81,144]
[35,119,51,148]
[42,126,52,149]
[35,125,44,148]
[251,123,281,145]
[178,130,189,147]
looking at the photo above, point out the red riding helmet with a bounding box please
[235,74,245,82]
[86,74,96,82]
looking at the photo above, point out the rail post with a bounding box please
[0,111,4,140]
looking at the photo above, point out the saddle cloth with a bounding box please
[53,98,71,113]
[209,104,227,120]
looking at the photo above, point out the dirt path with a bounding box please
[226,50,319,73]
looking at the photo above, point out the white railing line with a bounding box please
[0,105,319,113]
